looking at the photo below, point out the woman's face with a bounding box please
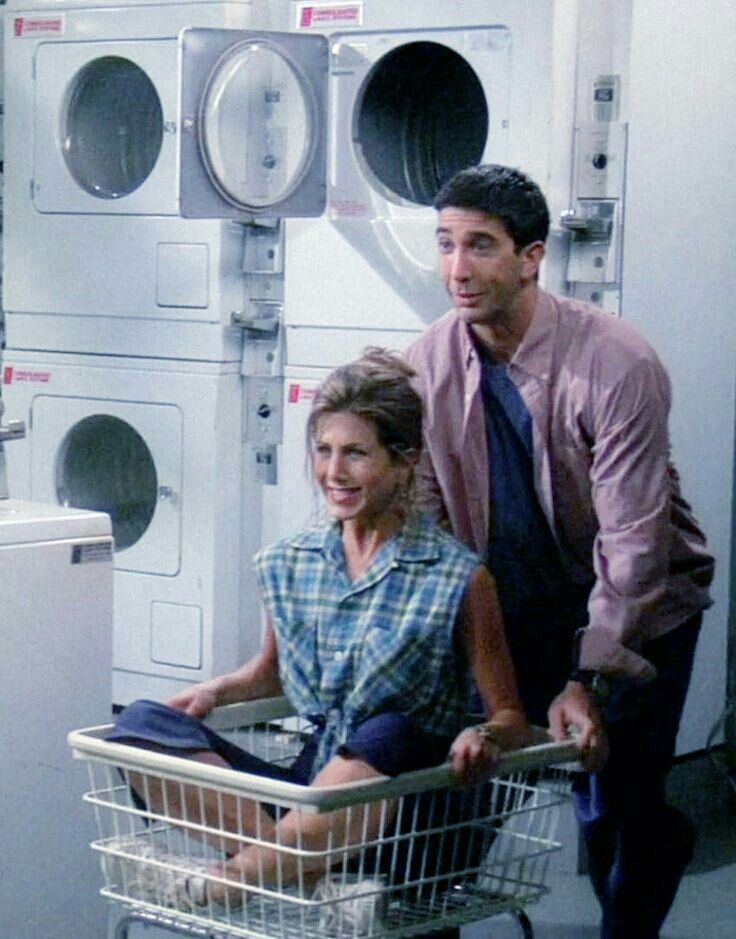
[313,411,406,527]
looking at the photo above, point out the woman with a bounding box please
[109,348,529,906]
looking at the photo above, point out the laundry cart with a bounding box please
[68,698,578,939]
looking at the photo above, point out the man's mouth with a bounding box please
[455,292,481,306]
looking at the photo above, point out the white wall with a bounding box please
[623,0,736,752]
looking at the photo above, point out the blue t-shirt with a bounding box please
[478,349,590,722]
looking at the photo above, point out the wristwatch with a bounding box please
[570,669,611,705]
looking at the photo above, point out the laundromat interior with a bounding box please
[0,0,734,936]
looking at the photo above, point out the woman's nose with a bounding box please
[327,453,346,478]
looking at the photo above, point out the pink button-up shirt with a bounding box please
[405,290,714,678]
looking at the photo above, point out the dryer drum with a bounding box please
[355,41,489,206]
[57,414,158,551]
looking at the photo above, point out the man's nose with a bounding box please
[449,249,472,281]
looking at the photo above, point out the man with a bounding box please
[405,164,714,939]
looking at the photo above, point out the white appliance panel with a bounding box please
[0,499,112,939]
[261,365,326,547]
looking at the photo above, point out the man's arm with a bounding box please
[576,354,674,680]
[413,443,452,529]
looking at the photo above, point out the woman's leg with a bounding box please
[110,700,292,856]
[213,753,393,904]
[128,750,276,857]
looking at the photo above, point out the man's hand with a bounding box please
[548,680,609,772]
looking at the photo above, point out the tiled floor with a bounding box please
[464,749,736,938]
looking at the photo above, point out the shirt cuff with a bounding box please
[573,627,657,682]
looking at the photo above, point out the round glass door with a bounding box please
[200,40,316,209]
[62,56,163,199]
[56,415,158,551]
[355,42,489,206]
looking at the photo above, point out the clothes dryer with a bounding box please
[284,0,559,342]
[1,350,261,706]
[3,0,327,360]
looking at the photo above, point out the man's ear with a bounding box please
[521,240,546,280]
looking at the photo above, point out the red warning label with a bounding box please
[3,366,51,385]
[296,3,362,29]
[13,15,65,37]
[288,383,318,404]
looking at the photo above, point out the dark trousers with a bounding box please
[571,615,702,939]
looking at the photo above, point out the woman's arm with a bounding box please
[167,621,282,718]
[450,566,530,779]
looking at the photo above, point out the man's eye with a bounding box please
[437,239,454,254]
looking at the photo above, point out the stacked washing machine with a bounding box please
[1,0,330,707]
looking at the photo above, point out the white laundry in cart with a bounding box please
[68,698,578,939]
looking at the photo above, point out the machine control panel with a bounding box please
[563,122,628,313]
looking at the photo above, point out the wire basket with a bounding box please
[69,698,577,938]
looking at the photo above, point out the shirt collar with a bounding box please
[510,289,557,383]
[456,288,557,384]
[287,514,441,565]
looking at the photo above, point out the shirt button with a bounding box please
[334,651,345,661]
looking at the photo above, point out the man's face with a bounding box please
[436,208,541,326]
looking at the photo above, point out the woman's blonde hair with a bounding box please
[307,347,423,464]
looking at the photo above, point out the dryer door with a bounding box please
[30,397,182,576]
[33,40,178,215]
[179,28,327,220]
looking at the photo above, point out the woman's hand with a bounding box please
[166,624,282,719]
[167,680,220,719]
[450,726,501,783]
[450,710,532,784]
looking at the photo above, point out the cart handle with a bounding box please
[68,698,580,814]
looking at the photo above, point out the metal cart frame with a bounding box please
[69,698,578,939]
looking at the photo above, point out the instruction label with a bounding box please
[3,366,50,385]
[71,542,113,565]
[296,2,363,28]
[13,15,65,37]
[287,383,318,404]
[329,199,369,219]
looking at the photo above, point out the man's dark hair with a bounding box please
[434,164,550,250]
